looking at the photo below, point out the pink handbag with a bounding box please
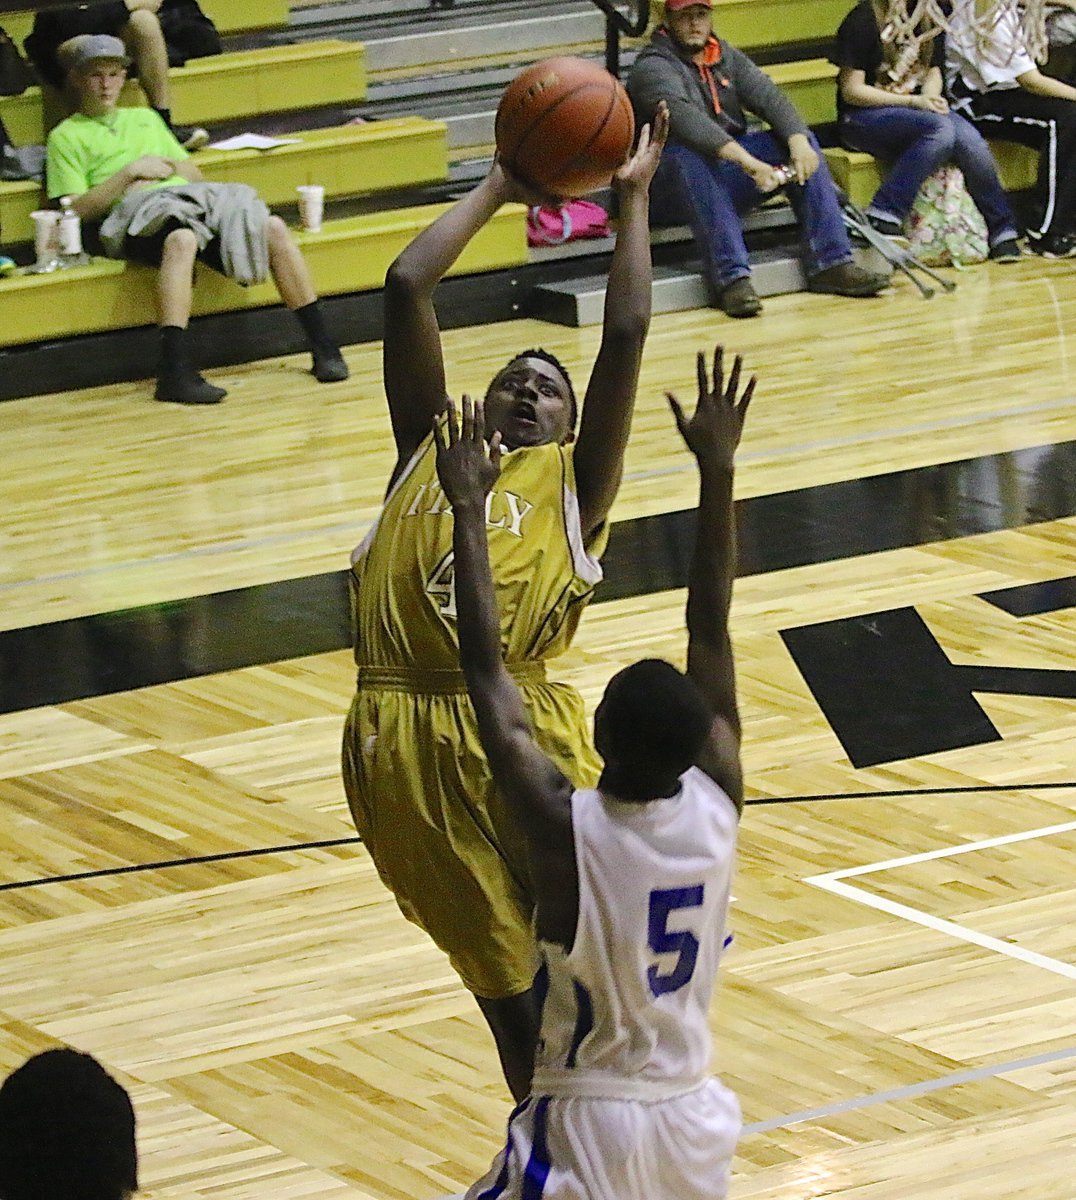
[526,199,611,246]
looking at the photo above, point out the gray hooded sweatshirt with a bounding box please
[627,26,810,157]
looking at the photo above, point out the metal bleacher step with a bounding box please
[531,250,808,327]
[281,0,603,75]
[532,238,894,326]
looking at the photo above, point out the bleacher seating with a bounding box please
[0,118,448,248]
[648,0,849,53]
[0,40,367,146]
[0,202,527,347]
[823,141,1040,206]
[0,0,290,46]
[0,0,1053,396]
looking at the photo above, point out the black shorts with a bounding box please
[123,218,226,274]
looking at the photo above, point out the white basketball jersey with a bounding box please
[531,767,739,1099]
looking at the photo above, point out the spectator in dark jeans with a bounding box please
[834,0,1022,260]
[25,0,210,150]
[0,1048,139,1200]
[947,0,1076,256]
[628,0,888,318]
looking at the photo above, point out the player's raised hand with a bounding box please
[493,157,565,209]
[433,395,503,509]
[667,345,755,471]
[614,100,669,195]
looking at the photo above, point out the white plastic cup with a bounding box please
[297,184,324,232]
[30,210,61,267]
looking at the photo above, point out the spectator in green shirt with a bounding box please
[46,34,349,406]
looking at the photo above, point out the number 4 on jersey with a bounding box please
[425,551,458,618]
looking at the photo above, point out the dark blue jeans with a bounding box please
[655,132,853,291]
[839,106,1019,244]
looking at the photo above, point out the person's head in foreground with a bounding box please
[482,348,579,450]
[595,657,714,802]
[0,1048,138,1200]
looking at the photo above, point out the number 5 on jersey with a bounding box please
[647,885,704,997]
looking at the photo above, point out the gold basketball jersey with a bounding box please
[351,433,607,670]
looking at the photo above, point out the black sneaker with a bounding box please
[1032,232,1076,258]
[988,238,1023,263]
[174,125,210,152]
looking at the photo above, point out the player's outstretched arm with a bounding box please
[433,398,574,833]
[573,102,669,538]
[667,346,755,813]
[383,165,516,484]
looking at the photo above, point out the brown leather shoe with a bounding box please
[717,278,763,318]
[807,263,889,297]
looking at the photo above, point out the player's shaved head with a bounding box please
[595,658,714,801]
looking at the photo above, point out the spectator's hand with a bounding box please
[614,100,669,196]
[742,157,783,193]
[125,0,164,13]
[124,155,178,182]
[667,346,755,472]
[433,396,503,509]
[919,94,949,114]
[787,134,820,184]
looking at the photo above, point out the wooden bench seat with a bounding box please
[0,40,367,147]
[824,142,1041,207]
[0,0,289,48]
[649,0,849,51]
[0,202,527,347]
[0,118,448,248]
[762,57,838,126]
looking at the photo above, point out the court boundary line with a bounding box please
[807,819,1076,981]
[741,1043,1076,1133]
[0,836,362,893]
[1,789,1072,894]
[747,782,1076,804]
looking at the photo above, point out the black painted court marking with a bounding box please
[1,440,1073,715]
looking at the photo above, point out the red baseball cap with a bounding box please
[664,0,713,10]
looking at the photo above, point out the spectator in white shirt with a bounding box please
[946,0,1076,255]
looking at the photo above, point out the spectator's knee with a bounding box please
[162,227,198,260]
[266,214,293,249]
[124,8,164,43]
[926,114,956,151]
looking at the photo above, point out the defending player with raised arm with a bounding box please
[343,106,669,1105]
[433,353,752,1198]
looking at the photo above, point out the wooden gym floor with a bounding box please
[1,256,1075,1198]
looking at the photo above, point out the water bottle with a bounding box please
[58,196,86,266]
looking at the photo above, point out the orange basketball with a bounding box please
[495,57,636,199]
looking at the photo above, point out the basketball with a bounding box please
[495,57,636,199]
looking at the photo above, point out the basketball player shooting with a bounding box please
[432,349,750,1198]
[342,100,670,1104]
